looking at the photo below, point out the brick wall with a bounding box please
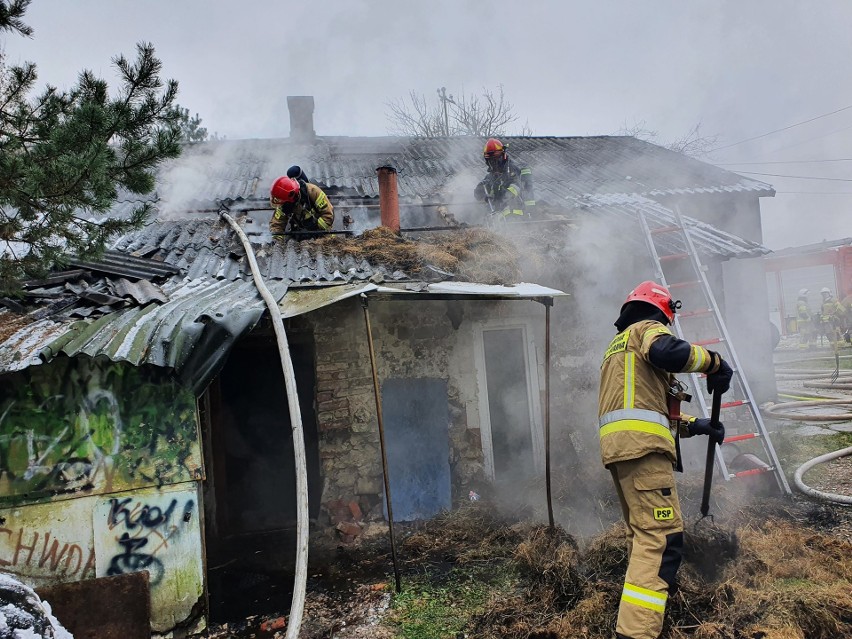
[303,296,544,531]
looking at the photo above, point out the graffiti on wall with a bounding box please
[103,495,194,586]
[0,525,96,582]
[0,484,204,632]
[0,498,95,586]
[0,358,200,504]
[95,487,203,632]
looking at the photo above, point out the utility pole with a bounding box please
[437,86,450,136]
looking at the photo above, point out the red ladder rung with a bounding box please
[721,399,747,409]
[669,280,700,290]
[678,309,714,318]
[730,467,773,478]
[660,253,689,262]
[724,432,760,443]
[694,337,724,346]
[650,225,681,235]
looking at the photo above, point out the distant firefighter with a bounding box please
[819,286,846,347]
[473,138,535,219]
[796,288,816,350]
[840,288,852,342]
[269,165,334,234]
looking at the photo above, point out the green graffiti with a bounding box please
[0,358,199,504]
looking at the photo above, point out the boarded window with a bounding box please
[381,378,451,521]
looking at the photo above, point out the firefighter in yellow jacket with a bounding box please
[269,171,334,235]
[819,287,846,347]
[796,289,816,349]
[599,281,732,639]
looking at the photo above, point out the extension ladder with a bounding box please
[638,207,792,494]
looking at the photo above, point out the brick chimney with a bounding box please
[287,96,315,142]
[376,166,400,232]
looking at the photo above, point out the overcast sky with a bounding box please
[4,1,852,249]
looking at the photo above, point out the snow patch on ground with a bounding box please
[0,573,74,639]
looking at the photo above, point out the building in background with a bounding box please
[764,238,852,335]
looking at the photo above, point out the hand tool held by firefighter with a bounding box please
[484,194,495,215]
[700,389,723,519]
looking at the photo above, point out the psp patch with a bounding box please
[653,507,675,521]
[603,330,630,361]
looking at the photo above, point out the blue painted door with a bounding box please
[381,378,451,521]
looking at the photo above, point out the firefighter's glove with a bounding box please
[474,181,488,201]
[688,418,725,444]
[706,352,733,395]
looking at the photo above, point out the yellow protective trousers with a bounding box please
[609,452,684,639]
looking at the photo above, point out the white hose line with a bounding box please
[793,446,852,505]
[220,212,310,639]
[764,399,852,422]
[777,387,848,401]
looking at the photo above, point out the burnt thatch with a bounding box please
[314,227,520,285]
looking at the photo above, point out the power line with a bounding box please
[734,170,852,182]
[717,158,852,166]
[710,103,852,152]
[775,191,852,195]
[719,123,852,163]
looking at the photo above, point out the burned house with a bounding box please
[0,102,776,634]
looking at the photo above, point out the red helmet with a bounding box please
[622,281,679,323]
[483,138,506,159]
[270,176,300,204]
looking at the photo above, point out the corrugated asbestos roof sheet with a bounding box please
[0,279,288,393]
[0,277,572,386]
[111,219,409,283]
[126,135,771,211]
[66,250,181,280]
[582,194,769,259]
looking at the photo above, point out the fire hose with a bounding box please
[771,363,852,505]
[220,210,309,639]
[793,447,852,506]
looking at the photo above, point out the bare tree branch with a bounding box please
[386,85,527,137]
[617,119,719,158]
[666,123,719,158]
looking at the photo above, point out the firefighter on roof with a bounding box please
[269,166,334,235]
[473,138,535,218]
[599,281,732,639]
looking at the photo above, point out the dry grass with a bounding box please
[312,227,520,284]
[396,504,852,639]
[400,503,527,564]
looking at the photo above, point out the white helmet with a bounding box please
[821,287,831,295]
[799,288,809,296]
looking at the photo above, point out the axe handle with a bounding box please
[700,390,723,517]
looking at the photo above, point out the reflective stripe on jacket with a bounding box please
[474,158,535,213]
[597,319,714,467]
